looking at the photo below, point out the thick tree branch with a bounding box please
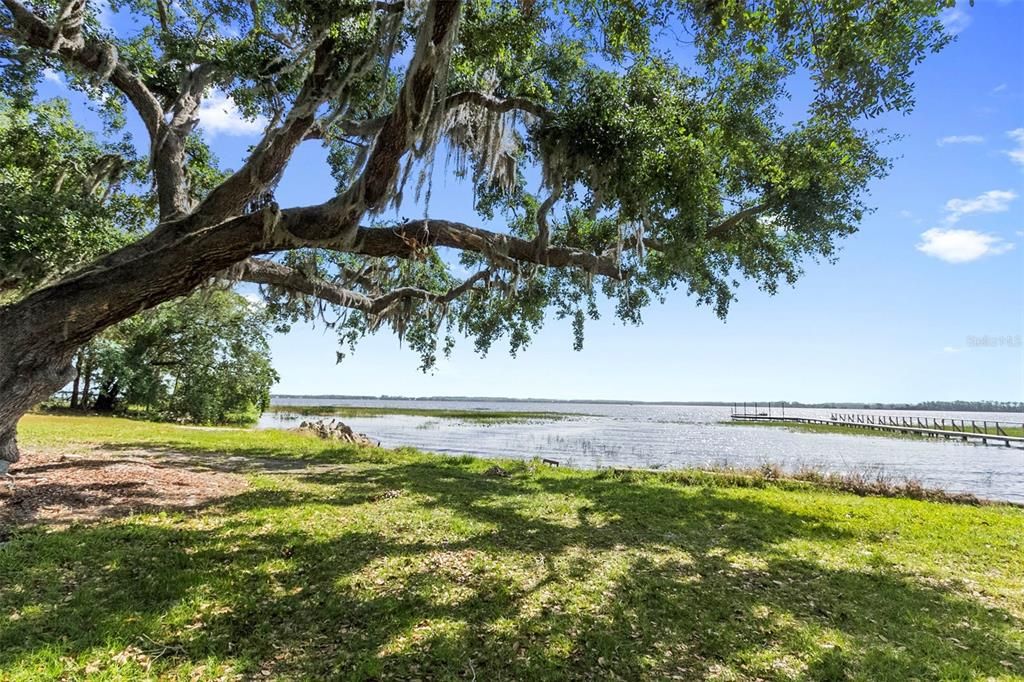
[306,90,550,141]
[2,0,163,138]
[149,63,221,218]
[181,41,345,228]
[444,90,551,120]
[187,0,426,229]
[535,189,560,252]
[342,219,622,279]
[284,0,464,246]
[237,257,491,314]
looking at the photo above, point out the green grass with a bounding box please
[727,419,1024,441]
[3,415,1024,681]
[267,404,577,422]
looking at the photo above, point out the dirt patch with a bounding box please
[1,449,249,528]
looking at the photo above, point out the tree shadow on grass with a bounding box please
[1,457,1021,680]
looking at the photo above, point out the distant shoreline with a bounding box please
[271,395,1023,414]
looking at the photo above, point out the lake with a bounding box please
[261,399,1024,503]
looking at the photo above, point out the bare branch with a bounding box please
[48,0,87,51]
[706,202,769,239]
[155,0,170,34]
[305,116,389,140]
[535,189,560,252]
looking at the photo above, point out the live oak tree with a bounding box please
[0,0,957,470]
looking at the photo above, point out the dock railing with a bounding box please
[829,412,1023,438]
[730,404,1024,448]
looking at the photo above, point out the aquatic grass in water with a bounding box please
[266,404,576,422]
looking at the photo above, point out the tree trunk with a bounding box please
[80,355,93,410]
[0,320,77,473]
[0,211,270,471]
[93,379,119,412]
[69,352,82,409]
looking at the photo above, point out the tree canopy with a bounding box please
[77,289,278,424]
[0,96,150,296]
[0,0,957,465]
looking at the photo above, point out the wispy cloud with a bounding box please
[941,4,972,34]
[992,83,1008,94]
[1005,128,1024,166]
[917,228,1014,263]
[41,68,63,86]
[898,209,924,226]
[936,134,984,146]
[197,90,267,137]
[943,189,1017,224]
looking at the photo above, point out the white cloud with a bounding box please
[41,68,63,86]
[197,90,267,137]
[1005,128,1024,166]
[936,134,984,146]
[992,83,1008,94]
[942,346,962,354]
[941,5,972,34]
[917,228,1014,263]
[943,189,1017,224]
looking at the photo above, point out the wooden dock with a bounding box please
[730,409,1024,448]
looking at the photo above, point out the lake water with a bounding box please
[260,399,1024,503]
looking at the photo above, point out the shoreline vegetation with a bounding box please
[2,414,1022,680]
[727,419,1024,440]
[266,404,578,422]
[272,395,1024,414]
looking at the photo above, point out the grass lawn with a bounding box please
[2,415,1023,680]
[266,404,576,422]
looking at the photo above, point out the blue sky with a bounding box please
[41,0,1024,403]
